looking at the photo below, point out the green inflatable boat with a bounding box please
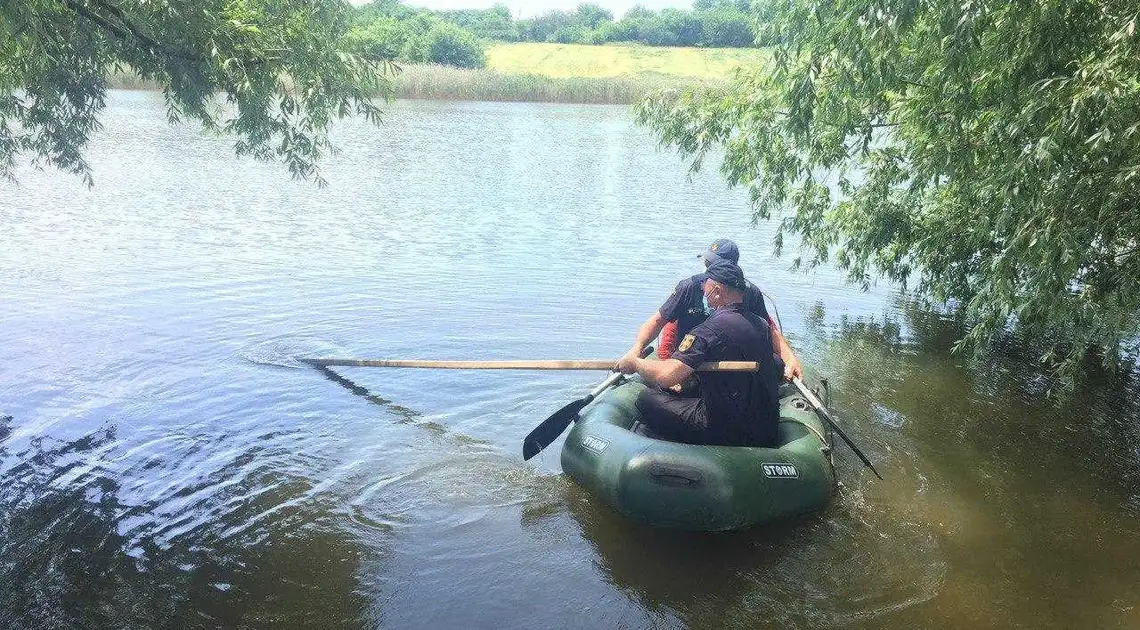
[561,377,837,531]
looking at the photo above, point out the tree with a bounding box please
[637,0,1140,382]
[518,10,578,43]
[436,5,518,42]
[639,21,680,46]
[659,8,703,47]
[354,0,409,22]
[348,5,486,68]
[1,0,389,186]
[623,5,657,21]
[698,9,755,47]
[551,25,591,45]
[695,0,753,11]
[422,22,485,68]
[573,3,614,29]
[591,19,639,44]
[345,17,410,62]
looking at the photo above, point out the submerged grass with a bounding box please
[108,64,721,105]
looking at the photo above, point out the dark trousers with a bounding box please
[635,387,714,445]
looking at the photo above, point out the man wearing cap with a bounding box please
[616,257,783,446]
[619,238,803,383]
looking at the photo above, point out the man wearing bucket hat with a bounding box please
[619,238,803,383]
[616,257,783,446]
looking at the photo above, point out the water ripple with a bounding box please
[1,94,1138,630]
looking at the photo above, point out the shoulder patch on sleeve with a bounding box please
[678,334,696,353]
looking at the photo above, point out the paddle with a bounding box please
[521,346,654,461]
[792,377,884,481]
[302,357,761,371]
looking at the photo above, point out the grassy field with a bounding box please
[485,42,766,79]
[108,43,758,104]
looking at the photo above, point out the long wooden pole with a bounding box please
[303,358,762,371]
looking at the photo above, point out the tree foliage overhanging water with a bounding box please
[636,0,1140,384]
[1,0,391,186]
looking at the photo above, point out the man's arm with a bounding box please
[771,326,803,380]
[621,278,694,362]
[621,311,667,363]
[616,356,694,389]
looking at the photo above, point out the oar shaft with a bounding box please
[305,358,762,371]
[792,378,884,480]
[588,371,626,398]
[795,379,828,411]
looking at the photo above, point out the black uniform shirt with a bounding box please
[658,273,773,339]
[670,302,781,446]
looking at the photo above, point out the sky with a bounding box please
[398,0,694,19]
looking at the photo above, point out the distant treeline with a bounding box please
[439,1,758,47]
[348,1,762,69]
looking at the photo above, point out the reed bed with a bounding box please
[391,64,717,104]
[106,64,719,105]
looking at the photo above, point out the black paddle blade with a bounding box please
[522,397,589,460]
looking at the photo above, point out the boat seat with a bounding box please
[631,418,805,448]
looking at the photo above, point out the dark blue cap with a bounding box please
[699,238,740,264]
[704,257,747,290]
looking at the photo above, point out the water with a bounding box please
[2,92,1138,629]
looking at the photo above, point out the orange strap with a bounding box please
[658,320,678,359]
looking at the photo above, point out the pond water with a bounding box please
[1,92,1138,629]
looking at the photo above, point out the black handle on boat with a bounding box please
[522,346,653,461]
[792,377,883,481]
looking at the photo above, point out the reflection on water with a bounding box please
[1,94,1139,629]
[549,483,946,629]
[801,299,1140,629]
[0,416,375,628]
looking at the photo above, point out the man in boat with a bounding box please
[620,238,803,383]
[616,257,783,447]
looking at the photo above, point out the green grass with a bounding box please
[106,43,756,104]
[485,42,766,79]
[391,63,719,104]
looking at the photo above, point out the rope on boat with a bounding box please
[779,391,840,492]
[778,416,831,449]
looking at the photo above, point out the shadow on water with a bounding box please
[311,364,490,448]
[243,335,490,445]
[0,414,378,629]
[518,477,946,630]
[800,297,1140,628]
[314,364,424,425]
[807,296,1140,500]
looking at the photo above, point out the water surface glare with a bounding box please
[2,93,1139,629]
